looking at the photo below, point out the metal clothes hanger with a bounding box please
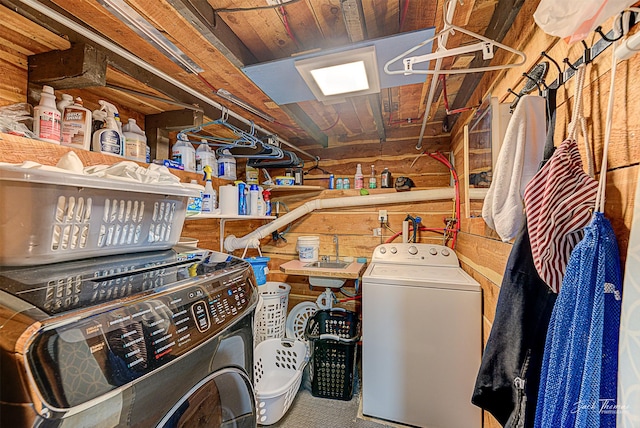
[304,158,331,175]
[384,0,527,76]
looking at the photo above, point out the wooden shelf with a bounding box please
[186,213,275,220]
[266,185,324,192]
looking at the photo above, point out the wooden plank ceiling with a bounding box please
[5,0,520,157]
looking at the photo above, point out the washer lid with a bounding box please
[363,264,480,291]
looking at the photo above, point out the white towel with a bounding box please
[482,95,546,242]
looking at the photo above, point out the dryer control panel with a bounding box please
[26,267,255,410]
[370,243,459,267]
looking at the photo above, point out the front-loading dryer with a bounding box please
[0,248,258,427]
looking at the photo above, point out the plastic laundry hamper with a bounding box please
[255,282,291,345]
[304,308,361,400]
[254,338,308,425]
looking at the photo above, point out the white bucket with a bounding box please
[297,236,320,263]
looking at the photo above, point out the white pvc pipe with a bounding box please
[224,188,456,251]
[17,0,316,161]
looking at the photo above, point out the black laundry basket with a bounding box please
[304,308,361,400]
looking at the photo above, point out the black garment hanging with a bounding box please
[471,88,558,427]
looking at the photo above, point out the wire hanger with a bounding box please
[304,158,331,175]
[384,0,526,76]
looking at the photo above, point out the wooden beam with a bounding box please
[165,0,257,67]
[145,109,203,160]
[280,103,328,148]
[28,42,107,88]
[448,0,525,117]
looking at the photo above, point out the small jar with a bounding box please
[343,177,351,189]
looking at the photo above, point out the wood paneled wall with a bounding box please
[448,2,640,427]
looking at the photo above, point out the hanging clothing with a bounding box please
[533,213,622,428]
[472,89,559,428]
[523,65,598,293]
[483,95,546,242]
[535,42,623,428]
[471,221,557,427]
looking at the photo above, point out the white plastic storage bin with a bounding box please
[255,282,291,345]
[0,164,199,265]
[254,338,307,426]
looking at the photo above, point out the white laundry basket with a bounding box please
[254,338,308,425]
[254,282,291,345]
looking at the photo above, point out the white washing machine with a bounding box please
[362,243,482,428]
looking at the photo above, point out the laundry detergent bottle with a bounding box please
[123,118,147,162]
[91,100,124,156]
[61,97,92,150]
[33,85,62,144]
[171,133,196,172]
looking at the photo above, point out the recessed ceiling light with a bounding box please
[310,61,370,96]
[294,45,380,104]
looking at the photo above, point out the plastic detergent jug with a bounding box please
[297,236,320,263]
[245,256,270,286]
[196,140,217,174]
[171,133,196,172]
[218,149,237,180]
[91,100,124,156]
[61,97,92,151]
[56,93,73,115]
[123,118,147,163]
[33,85,62,144]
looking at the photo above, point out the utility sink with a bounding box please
[304,261,351,269]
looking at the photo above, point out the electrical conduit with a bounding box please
[224,188,455,251]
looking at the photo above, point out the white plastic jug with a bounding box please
[297,236,320,263]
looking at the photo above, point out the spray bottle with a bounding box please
[202,165,217,213]
[236,181,247,215]
[92,100,124,156]
[262,189,272,216]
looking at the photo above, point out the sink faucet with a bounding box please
[333,235,339,262]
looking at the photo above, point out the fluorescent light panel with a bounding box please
[294,45,380,103]
[310,61,369,96]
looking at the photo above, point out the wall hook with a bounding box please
[541,51,563,85]
[595,24,624,42]
[581,40,592,64]
[522,72,543,95]
[507,88,521,98]
[563,57,579,71]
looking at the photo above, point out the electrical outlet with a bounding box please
[373,228,382,236]
[378,210,388,223]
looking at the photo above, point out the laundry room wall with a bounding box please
[182,137,459,311]
[448,2,640,427]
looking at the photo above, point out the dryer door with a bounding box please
[157,368,255,428]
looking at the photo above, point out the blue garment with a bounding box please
[534,212,622,428]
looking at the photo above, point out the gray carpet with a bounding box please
[269,365,402,428]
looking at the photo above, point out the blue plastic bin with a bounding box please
[245,256,270,285]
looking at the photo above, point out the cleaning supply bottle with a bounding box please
[218,149,237,180]
[61,97,92,150]
[263,189,272,216]
[249,184,260,215]
[56,93,73,115]
[256,186,266,216]
[171,133,196,172]
[33,85,62,144]
[91,100,124,156]
[123,118,147,162]
[201,165,217,213]
[381,168,392,188]
[196,140,217,175]
[236,181,247,215]
[246,161,259,185]
[354,163,364,190]
[369,165,377,189]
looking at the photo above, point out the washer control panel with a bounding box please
[372,243,458,267]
